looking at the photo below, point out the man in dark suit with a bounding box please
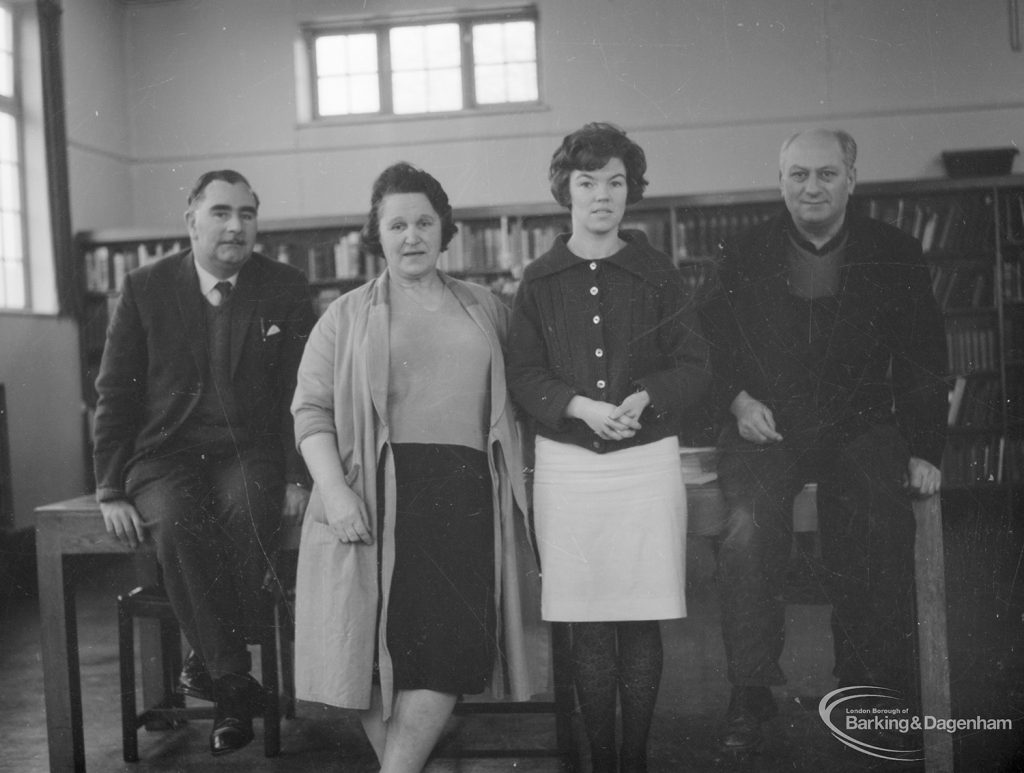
[700,129,948,753]
[93,169,315,755]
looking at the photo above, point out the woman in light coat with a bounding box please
[292,163,537,772]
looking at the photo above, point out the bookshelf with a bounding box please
[75,174,1024,492]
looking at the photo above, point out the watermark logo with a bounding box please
[819,686,922,762]
[818,686,1014,762]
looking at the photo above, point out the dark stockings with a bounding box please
[572,621,663,773]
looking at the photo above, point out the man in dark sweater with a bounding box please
[700,129,947,753]
[93,170,315,756]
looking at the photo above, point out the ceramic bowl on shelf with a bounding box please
[941,147,1019,178]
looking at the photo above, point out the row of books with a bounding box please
[929,263,993,309]
[83,241,186,292]
[946,322,999,374]
[272,231,365,282]
[674,207,775,260]
[1003,261,1024,302]
[947,376,1001,429]
[1003,191,1024,245]
[865,194,995,255]
[941,436,1011,486]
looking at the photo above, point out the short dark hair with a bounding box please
[361,162,459,258]
[549,122,648,208]
[187,169,260,211]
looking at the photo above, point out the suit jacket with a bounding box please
[700,210,948,465]
[93,250,315,502]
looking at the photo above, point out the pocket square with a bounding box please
[265,324,281,337]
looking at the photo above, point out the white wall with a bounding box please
[0,315,86,529]
[61,0,1023,232]
[63,0,131,230]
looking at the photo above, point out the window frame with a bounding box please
[0,0,28,311]
[303,5,541,122]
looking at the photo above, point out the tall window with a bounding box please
[0,4,23,310]
[307,8,539,119]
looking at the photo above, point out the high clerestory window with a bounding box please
[305,7,539,119]
[0,3,25,310]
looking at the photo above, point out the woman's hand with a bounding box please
[610,390,650,427]
[567,395,640,441]
[322,484,374,545]
[299,432,374,545]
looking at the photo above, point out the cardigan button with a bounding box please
[596,379,606,389]
[592,315,600,324]
[595,348,604,357]
[589,261,597,270]
[592,440,601,450]
[589,286,598,295]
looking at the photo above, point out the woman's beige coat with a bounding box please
[291,271,540,718]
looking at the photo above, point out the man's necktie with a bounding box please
[213,280,232,306]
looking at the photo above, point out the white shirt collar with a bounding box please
[193,257,238,303]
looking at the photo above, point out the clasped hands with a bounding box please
[567,390,650,441]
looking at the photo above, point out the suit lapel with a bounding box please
[230,258,260,377]
[174,254,209,375]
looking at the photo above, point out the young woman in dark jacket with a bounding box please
[507,123,709,773]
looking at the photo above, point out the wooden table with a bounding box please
[34,495,302,772]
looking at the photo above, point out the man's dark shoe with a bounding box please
[209,673,260,756]
[719,686,777,753]
[177,650,214,702]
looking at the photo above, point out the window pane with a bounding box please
[472,20,537,105]
[391,24,462,114]
[0,112,14,163]
[0,8,10,99]
[3,211,21,258]
[347,34,378,72]
[474,64,506,103]
[427,68,462,111]
[318,75,350,115]
[473,25,504,65]
[390,26,425,71]
[0,162,19,211]
[425,24,460,68]
[314,33,380,116]
[504,21,536,61]
[315,36,347,76]
[349,73,380,113]
[506,62,538,101]
[2,259,24,309]
[392,70,427,114]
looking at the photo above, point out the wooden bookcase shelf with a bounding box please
[75,173,1024,490]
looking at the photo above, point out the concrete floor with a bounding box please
[2,505,1023,772]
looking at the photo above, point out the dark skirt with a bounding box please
[385,443,496,695]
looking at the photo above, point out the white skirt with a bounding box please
[533,435,687,622]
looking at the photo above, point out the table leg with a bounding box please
[36,518,85,772]
[914,495,953,773]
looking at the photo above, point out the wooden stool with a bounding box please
[116,585,281,761]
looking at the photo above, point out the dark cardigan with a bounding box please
[506,230,710,454]
[700,210,948,466]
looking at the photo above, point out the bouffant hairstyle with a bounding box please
[548,122,649,208]
[360,162,459,258]
[186,169,260,212]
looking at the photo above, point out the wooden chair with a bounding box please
[116,585,282,761]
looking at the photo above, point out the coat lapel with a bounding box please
[229,258,260,377]
[174,254,209,375]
